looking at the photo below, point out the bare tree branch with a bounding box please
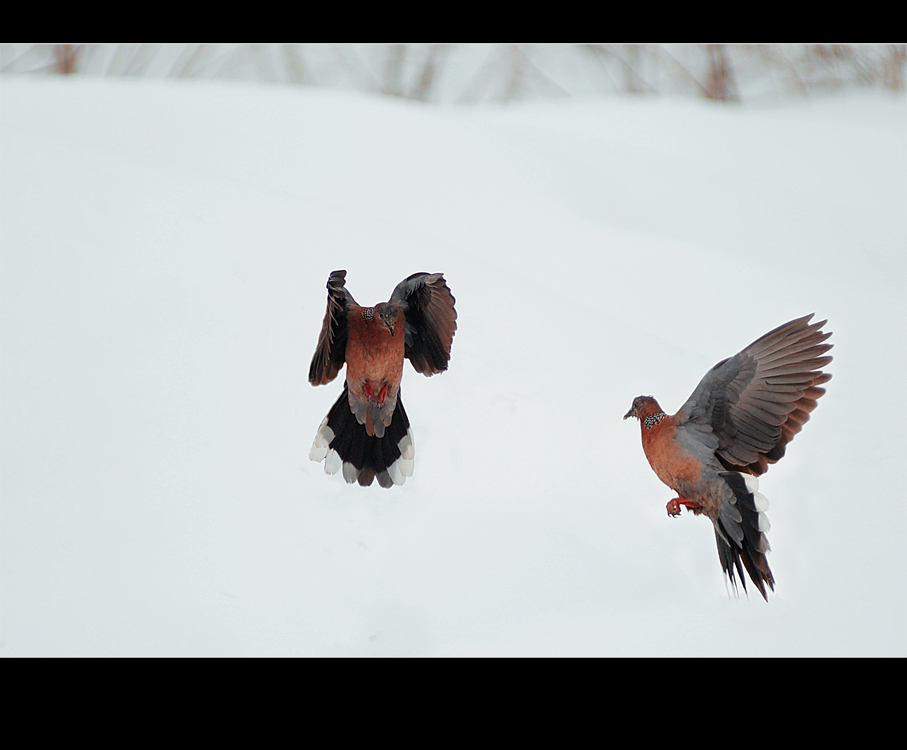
[53,44,82,75]
[283,44,308,85]
[703,44,738,101]
[382,44,406,96]
[169,44,207,78]
[883,44,906,91]
[410,44,449,102]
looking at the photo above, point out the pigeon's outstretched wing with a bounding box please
[677,314,833,476]
[309,270,357,386]
[389,272,457,376]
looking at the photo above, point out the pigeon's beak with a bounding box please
[623,406,636,420]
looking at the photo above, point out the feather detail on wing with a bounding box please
[309,270,356,386]
[677,314,833,476]
[389,272,457,376]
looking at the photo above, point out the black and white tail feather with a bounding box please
[309,383,415,488]
[715,472,773,600]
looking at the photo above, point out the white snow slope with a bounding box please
[1,77,904,656]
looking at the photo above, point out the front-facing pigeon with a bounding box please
[308,270,457,488]
[624,314,832,600]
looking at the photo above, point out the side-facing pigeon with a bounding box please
[624,314,832,599]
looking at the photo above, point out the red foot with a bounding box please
[666,497,699,517]
[362,383,389,406]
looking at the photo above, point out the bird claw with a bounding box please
[362,383,389,405]
[666,497,697,517]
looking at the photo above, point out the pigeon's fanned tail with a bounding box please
[309,383,414,488]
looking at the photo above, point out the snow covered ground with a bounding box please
[1,77,904,656]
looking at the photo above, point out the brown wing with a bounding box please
[677,314,833,475]
[389,272,457,376]
[309,270,356,386]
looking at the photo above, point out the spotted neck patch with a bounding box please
[643,412,667,429]
[361,307,374,321]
